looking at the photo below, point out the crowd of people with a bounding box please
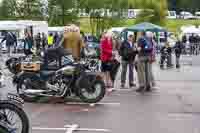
[0,30,63,56]
[100,31,157,93]
[0,25,186,93]
[182,34,200,55]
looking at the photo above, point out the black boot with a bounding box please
[136,87,145,93]
[160,64,164,69]
[145,84,152,92]
[176,65,180,69]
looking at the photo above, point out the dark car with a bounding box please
[84,35,100,49]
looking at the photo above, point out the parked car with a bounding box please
[195,12,200,19]
[180,11,196,19]
[84,35,100,49]
[0,37,7,53]
[16,39,24,53]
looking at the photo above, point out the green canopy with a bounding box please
[124,22,167,32]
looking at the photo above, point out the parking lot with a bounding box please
[1,53,200,133]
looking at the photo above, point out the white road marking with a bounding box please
[65,124,79,133]
[112,89,134,92]
[65,102,120,106]
[32,124,111,132]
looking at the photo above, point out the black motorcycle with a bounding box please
[0,93,30,133]
[13,55,106,103]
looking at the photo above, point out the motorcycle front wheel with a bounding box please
[78,79,106,103]
[0,102,29,133]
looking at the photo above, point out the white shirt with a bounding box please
[128,41,133,48]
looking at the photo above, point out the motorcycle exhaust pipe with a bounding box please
[22,89,63,98]
[23,89,47,94]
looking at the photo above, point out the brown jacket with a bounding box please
[63,25,84,60]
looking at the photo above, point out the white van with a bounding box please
[195,12,200,19]
[167,11,177,19]
[180,11,196,19]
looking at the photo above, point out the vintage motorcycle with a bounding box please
[13,55,106,103]
[6,48,44,75]
[0,93,30,133]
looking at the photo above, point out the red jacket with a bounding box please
[100,38,113,62]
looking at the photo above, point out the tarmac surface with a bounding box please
[1,53,200,133]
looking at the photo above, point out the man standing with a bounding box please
[136,32,153,92]
[1,31,17,56]
[174,39,183,68]
[41,32,47,50]
[63,24,85,61]
[48,33,54,48]
[35,33,41,50]
[119,33,137,88]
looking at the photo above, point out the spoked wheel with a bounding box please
[78,79,106,103]
[0,102,29,133]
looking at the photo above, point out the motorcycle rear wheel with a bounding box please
[78,79,106,103]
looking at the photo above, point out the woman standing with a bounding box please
[100,33,114,90]
[24,32,33,56]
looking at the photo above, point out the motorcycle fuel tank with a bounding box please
[60,66,76,75]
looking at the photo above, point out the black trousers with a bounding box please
[43,46,69,69]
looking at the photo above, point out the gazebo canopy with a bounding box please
[124,22,167,32]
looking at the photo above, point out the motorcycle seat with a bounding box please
[40,71,55,78]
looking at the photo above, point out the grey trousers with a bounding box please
[176,55,180,66]
[121,60,134,85]
[137,56,151,87]
[149,63,155,86]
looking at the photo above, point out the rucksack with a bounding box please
[139,37,153,52]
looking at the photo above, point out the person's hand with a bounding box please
[137,47,142,51]
[112,51,116,56]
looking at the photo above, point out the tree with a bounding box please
[0,0,45,20]
[48,0,78,26]
[19,0,45,20]
[168,0,200,12]
[0,0,19,20]
[79,0,127,36]
[135,0,168,26]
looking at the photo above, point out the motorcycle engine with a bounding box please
[49,75,72,94]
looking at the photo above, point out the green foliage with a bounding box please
[48,0,78,26]
[79,0,127,36]
[0,0,44,20]
[135,0,168,26]
[168,0,200,12]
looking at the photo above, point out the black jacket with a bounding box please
[1,32,17,46]
[119,40,137,61]
[161,46,172,55]
[174,41,183,55]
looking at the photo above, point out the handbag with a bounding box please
[110,59,120,82]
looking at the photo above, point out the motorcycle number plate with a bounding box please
[7,93,24,105]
